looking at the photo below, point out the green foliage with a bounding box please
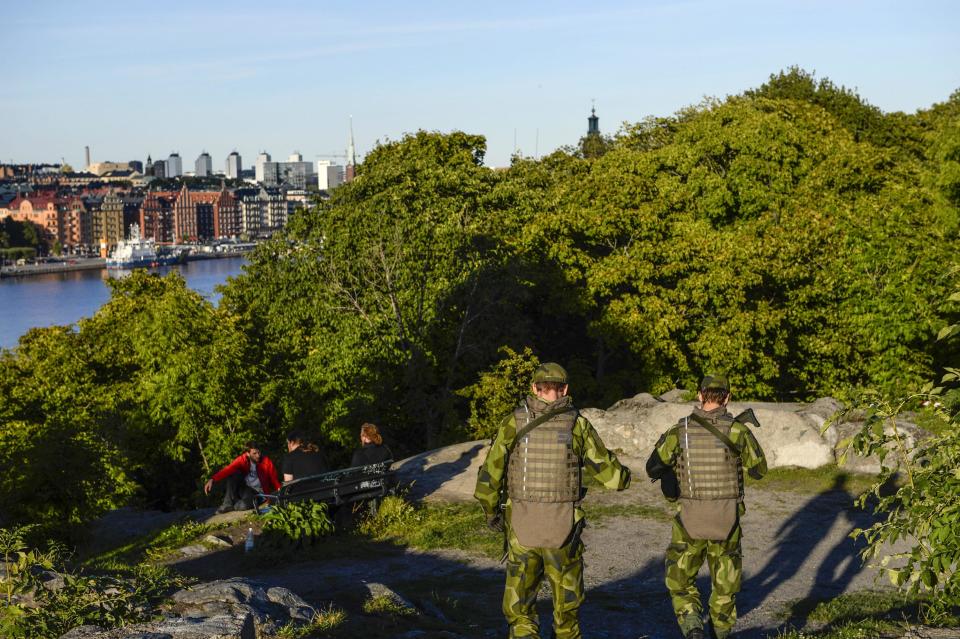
[829,299,960,617]
[0,247,37,261]
[260,501,335,549]
[0,218,41,249]
[0,526,188,639]
[458,346,540,439]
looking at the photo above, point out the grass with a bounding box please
[274,606,348,638]
[774,590,960,639]
[80,515,250,573]
[358,497,502,559]
[361,594,417,616]
[746,464,879,496]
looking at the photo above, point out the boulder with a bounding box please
[61,578,313,639]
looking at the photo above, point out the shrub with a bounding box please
[260,501,335,549]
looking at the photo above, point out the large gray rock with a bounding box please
[61,578,313,639]
[584,394,838,469]
[59,614,255,639]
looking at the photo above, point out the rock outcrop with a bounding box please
[395,392,930,503]
[59,578,314,639]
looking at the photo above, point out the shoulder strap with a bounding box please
[688,413,741,456]
[507,405,576,455]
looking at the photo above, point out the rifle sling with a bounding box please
[688,413,742,456]
[509,405,577,453]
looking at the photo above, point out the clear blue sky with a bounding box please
[4,0,958,169]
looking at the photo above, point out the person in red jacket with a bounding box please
[203,441,281,513]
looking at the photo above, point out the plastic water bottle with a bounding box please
[244,527,254,553]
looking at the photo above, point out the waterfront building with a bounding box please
[141,191,176,243]
[172,184,241,242]
[234,187,263,237]
[226,151,242,179]
[1,193,60,247]
[99,193,126,251]
[195,152,213,177]
[261,186,287,231]
[166,152,183,178]
[84,196,104,253]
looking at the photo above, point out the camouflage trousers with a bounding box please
[503,530,584,639]
[665,518,742,639]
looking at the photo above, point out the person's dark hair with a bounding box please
[286,430,318,453]
[700,388,730,405]
[534,381,567,394]
[244,440,261,452]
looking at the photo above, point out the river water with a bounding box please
[0,257,248,350]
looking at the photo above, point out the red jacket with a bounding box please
[211,453,281,494]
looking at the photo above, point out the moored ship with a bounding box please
[106,225,180,269]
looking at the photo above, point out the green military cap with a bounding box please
[700,374,729,392]
[533,362,568,384]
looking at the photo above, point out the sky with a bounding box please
[3,0,959,169]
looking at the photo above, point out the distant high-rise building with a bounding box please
[317,160,344,191]
[255,152,271,183]
[226,151,242,179]
[85,146,91,170]
[195,151,213,177]
[166,152,183,178]
[152,158,166,179]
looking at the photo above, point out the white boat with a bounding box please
[106,225,179,269]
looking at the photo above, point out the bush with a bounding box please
[260,501,335,549]
[0,525,188,639]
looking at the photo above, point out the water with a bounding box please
[0,257,248,350]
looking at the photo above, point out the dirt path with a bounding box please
[157,453,907,638]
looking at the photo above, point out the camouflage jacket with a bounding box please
[653,406,768,510]
[474,396,631,523]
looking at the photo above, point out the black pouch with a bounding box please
[646,449,679,501]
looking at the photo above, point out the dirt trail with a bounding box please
[153,453,909,638]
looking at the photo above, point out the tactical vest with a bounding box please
[676,415,743,501]
[507,404,580,503]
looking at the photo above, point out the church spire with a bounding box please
[587,102,599,136]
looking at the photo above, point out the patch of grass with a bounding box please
[358,497,501,559]
[274,605,347,638]
[746,464,878,496]
[82,516,246,572]
[583,502,672,522]
[776,589,960,638]
[362,594,416,616]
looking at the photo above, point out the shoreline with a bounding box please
[0,251,250,279]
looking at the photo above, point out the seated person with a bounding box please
[282,430,329,482]
[350,423,394,467]
[204,441,280,513]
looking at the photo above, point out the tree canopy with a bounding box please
[0,69,957,537]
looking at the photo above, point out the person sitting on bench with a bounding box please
[350,423,393,467]
[282,430,329,482]
[204,441,280,513]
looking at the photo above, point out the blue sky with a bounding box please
[4,0,958,169]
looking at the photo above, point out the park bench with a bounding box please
[255,461,395,514]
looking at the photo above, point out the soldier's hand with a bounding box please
[486,513,505,533]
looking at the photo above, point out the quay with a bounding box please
[0,249,252,279]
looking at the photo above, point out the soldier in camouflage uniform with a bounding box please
[646,375,767,639]
[474,362,631,639]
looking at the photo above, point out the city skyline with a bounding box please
[5,1,959,169]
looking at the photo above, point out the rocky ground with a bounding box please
[82,449,919,638]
